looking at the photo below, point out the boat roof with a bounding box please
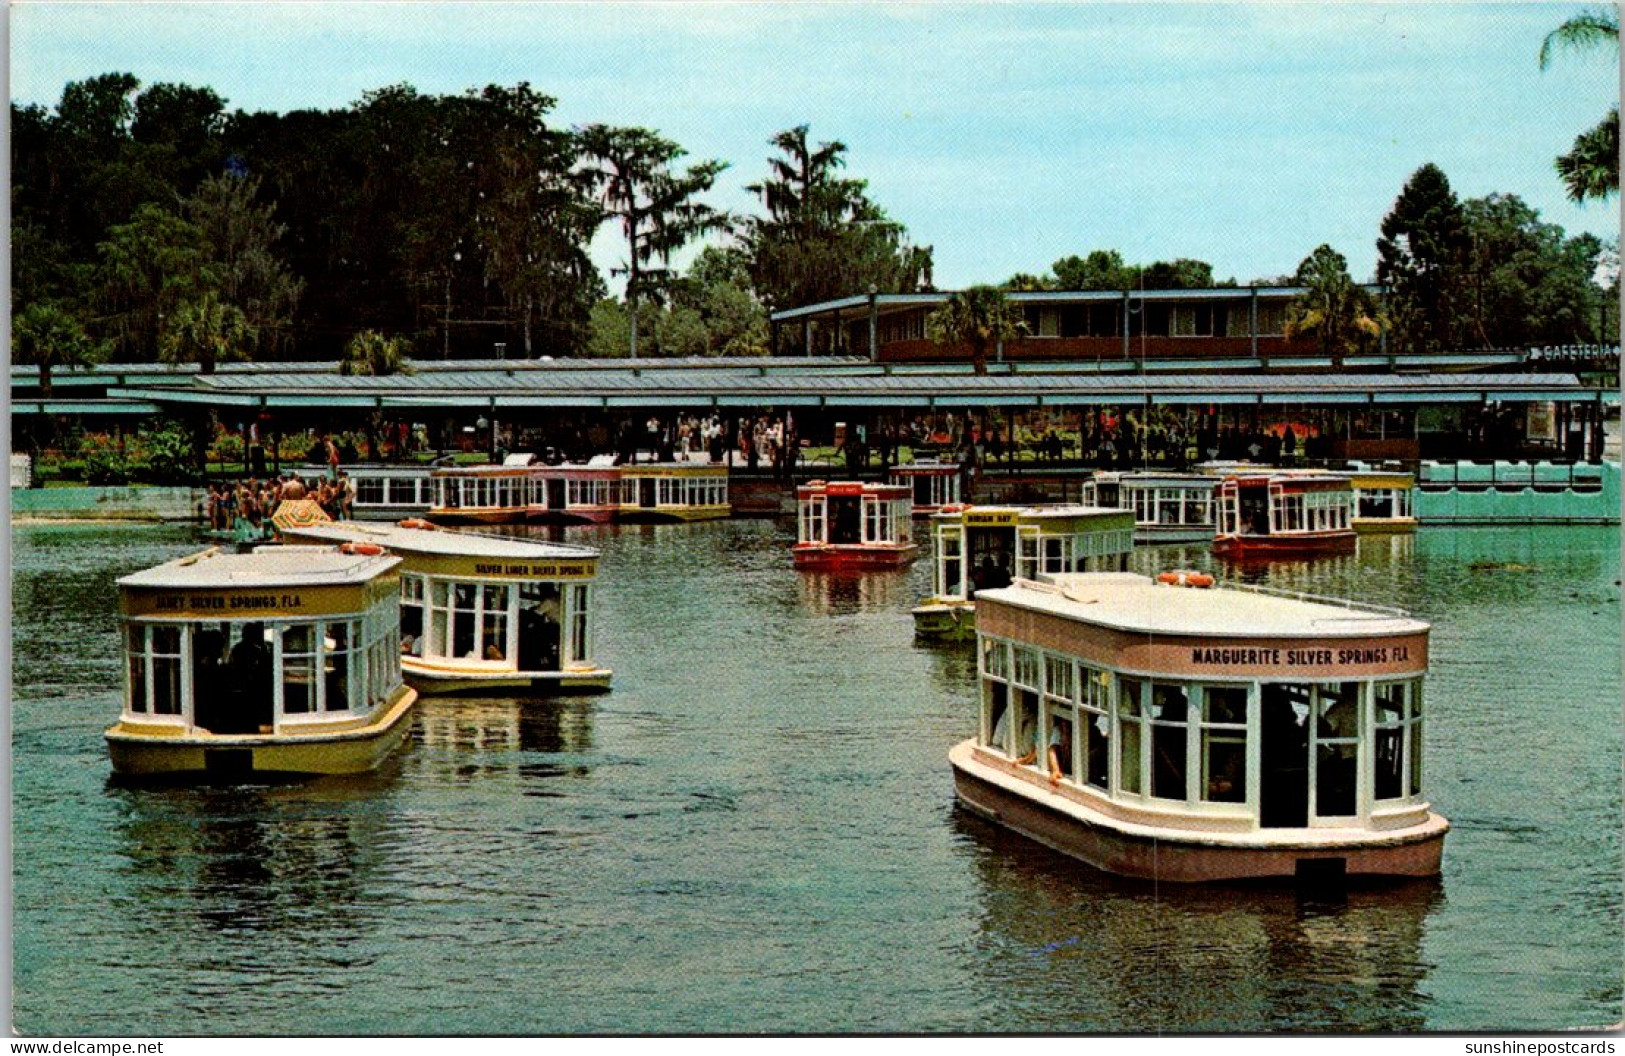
[1114,472,1218,487]
[619,462,727,475]
[119,547,400,591]
[890,461,959,473]
[934,503,1131,522]
[280,522,599,561]
[799,479,911,495]
[1223,472,1351,488]
[980,572,1428,638]
[430,464,531,477]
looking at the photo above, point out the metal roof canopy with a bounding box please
[57,369,1596,414]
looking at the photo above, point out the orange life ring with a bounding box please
[939,503,966,514]
[1157,570,1214,588]
[397,518,435,530]
[340,541,386,556]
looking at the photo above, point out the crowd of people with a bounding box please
[204,471,354,534]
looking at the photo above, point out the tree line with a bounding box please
[13,8,1617,389]
[11,76,934,385]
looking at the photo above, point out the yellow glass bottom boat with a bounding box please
[110,546,419,779]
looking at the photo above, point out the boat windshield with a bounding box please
[126,613,398,732]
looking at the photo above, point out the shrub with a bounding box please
[136,419,197,485]
[210,430,245,465]
[78,433,133,486]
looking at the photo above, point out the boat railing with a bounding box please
[1022,574,1413,620]
[1218,581,1413,619]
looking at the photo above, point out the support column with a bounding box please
[1122,289,1131,361]
[1250,287,1259,360]
[868,288,879,364]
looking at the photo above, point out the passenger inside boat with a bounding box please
[517,583,563,672]
[829,496,861,544]
[966,528,1013,595]
[191,627,228,733]
[1085,712,1110,790]
[1239,487,1269,534]
[990,679,1038,764]
[971,554,1012,596]
[227,623,274,733]
[1359,492,1395,518]
[1047,712,1074,785]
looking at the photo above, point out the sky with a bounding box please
[8,1,1622,293]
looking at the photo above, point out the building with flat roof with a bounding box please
[771,286,1391,365]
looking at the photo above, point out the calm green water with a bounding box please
[10,520,1621,1034]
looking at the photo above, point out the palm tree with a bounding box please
[1557,107,1620,203]
[925,285,1027,376]
[1539,7,1617,70]
[340,330,415,460]
[1284,245,1384,368]
[578,124,728,357]
[1540,7,1619,203]
[11,301,104,399]
[158,290,251,375]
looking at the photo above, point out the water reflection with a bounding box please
[409,695,597,790]
[957,808,1442,1032]
[108,770,397,942]
[796,568,914,617]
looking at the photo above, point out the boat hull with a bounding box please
[425,508,527,526]
[1133,526,1216,544]
[912,600,977,640]
[793,543,919,570]
[1352,518,1418,534]
[617,505,732,524]
[403,658,613,696]
[105,688,418,778]
[527,507,617,525]
[950,741,1446,882]
[1212,530,1358,558]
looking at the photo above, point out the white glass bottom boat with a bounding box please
[952,572,1448,882]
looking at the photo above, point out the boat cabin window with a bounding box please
[967,528,1013,596]
[829,496,861,545]
[126,625,179,718]
[356,476,386,505]
[975,637,1426,823]
[937,528,962,597]
[911,475,932,505]
[401,574,426,643]
[1044,656,1078,782]
[1080,664,1111,791]
[1315,682,1360,817]
[1273,491,1305,533]
[125,612,396,731]
[1149,682,1191,801]
[1117,676,1144,795]
[517,582,564,672]
[281,624,317,714]
[570,584,590,664]
[1373,678,1424,801]
[1201,685,1248,803]
[1239,486,1269,534]
[800,497,826,544]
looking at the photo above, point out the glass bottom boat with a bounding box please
[107,546,419,778]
